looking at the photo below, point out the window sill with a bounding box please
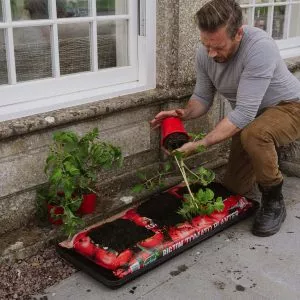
[280,48,300,60]
[284,55,300,73]
[0,85,194,140]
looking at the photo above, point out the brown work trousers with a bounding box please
[223,101,300,195]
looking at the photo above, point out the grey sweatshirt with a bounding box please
[192,25,300,128]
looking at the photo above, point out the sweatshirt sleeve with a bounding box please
[191,48,216,111]
[227,38,278,128]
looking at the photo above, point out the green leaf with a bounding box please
[46,154,56,165]
[196,188,205,200]
[132,184,144,193]
[214,197,225,211]
[164,161,172,172]
[206,204,215,215]
[197,167,215,186]
[204,188,214,201]
[53,131,78,144]
[64,161,80,176]
[172,150,184,160]
[188,132,206,141]
[50,168,63,184]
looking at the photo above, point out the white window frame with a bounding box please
[0,0,156,121]
[241,0,300,58]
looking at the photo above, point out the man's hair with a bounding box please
[195,0,243,38]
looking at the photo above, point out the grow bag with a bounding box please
[57,182,259,288]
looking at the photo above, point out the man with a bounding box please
[150,0,300,237]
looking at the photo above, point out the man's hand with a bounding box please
[175,141,200,157]
[150,99,209,129]
[150,109,186,129]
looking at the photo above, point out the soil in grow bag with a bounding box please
[163,132,189,151]
[176,182,233,199]
[136,192,186,228]
[88,219,155,253]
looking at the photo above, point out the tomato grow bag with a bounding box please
[57,182,258,288]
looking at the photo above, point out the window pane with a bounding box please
[255,0,271,3]
[239,0,251,4]
[272,6,287,40]
[0,1,3,22]
[0,29,7,85]
[97,19,128,69]
[242,7,252,25]
[289,4,300,38]
[57,0,90,18]
[58,23,90,75]
[254,7,269,31]
[11,0,49,21]
[97,0,127,16]
[14,26,52,82]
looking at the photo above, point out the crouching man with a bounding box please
[151,0,300,236]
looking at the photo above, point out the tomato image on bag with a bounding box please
[138,231,164,248]
[73,235,97,259]
[168,222,195,241]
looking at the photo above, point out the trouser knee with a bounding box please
[240,124,272,155]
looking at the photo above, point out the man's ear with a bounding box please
[235,26,244,42]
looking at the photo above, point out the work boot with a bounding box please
[252,181,286,237]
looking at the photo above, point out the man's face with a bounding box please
[200,26,243,63]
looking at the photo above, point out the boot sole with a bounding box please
[252,209,287,237]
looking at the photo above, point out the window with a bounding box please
[0,0,156,121]
[240,0,300,58]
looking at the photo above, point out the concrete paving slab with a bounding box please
[33,176,300,300]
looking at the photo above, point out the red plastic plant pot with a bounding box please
[78,193,97,215]
[161,117,189,151]
[47,204,64,225]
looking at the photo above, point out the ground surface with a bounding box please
[1,176,299,300]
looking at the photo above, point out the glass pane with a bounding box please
[57,0,89,18]
[0,1,3,22]
[14,26,52,82]
[272,6,287,40]
[97,19,128,69]
[289,4,300,38]
[0,29,7,85]
[255,0,271,3]
[11,0,49,21]
[97,0,127,16]
[58,23,90,75]
[242,7,252,25]
[239,0,251,5]
[254,7,269,31]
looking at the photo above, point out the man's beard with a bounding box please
[213,43,240,63]
[213,56,227,63]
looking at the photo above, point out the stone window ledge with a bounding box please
[1,56,300,141]
[285,56,300,73]
[0,86,193,140]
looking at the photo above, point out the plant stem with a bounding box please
[182,162,201,181]
[174,156,196,204]
[143,170,173,188]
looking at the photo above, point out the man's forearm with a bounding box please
[199,117,241,147]
[183,98,210,120]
